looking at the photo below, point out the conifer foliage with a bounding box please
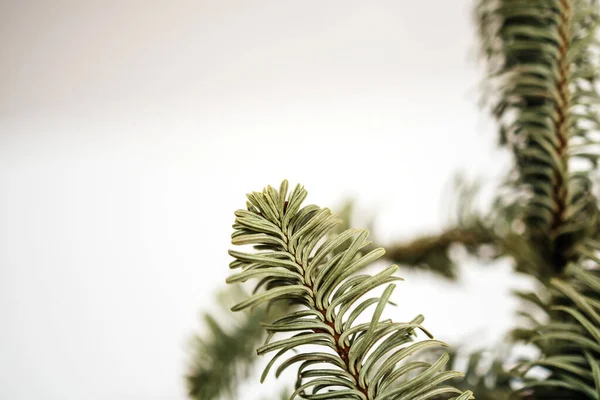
[476,0,600,271]
[476,0,600,398]
[187,1,600,399]
[225,181,473,400]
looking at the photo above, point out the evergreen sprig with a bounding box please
[185,286,269,400]
[425,347,512,400]
[511,255,600,398]
[476,0,600,271]
[476,1,600,397]
[226,181,474,400]
[379,176,499,280]
[383,227,492,280]
[189,2,600,399]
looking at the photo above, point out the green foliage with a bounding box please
[424,347,512,400]
[476,0,600,398]
[383,227,487,280]
[448,350,511,400]
[185,285,269,400]
[381,175,535,281]
[476,0,600,271]
[188,2,600,399]
[187,199,362,400]
[510,259,600,398]
[226,181,473,400]
[377,177,498,280]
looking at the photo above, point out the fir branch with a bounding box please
[227,180,474,400]
[186,199,364,399]
[185,286,275,400]
[476,0,600,271]
[329,198,479,280]
[425,347,512,400]
[379,176,509,280]
[383,226,494,280]
[510,255,600,398]
[477,1,600,396]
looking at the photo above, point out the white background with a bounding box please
[1,1,528,399]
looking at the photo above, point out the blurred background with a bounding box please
[1,1,526,399]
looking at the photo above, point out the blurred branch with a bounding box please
[425,346,513,400]
[185,285,274,400]
[330,186,496,280]
[372,175,502,280]
[374,174,547,281]
[383,226,493,280]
